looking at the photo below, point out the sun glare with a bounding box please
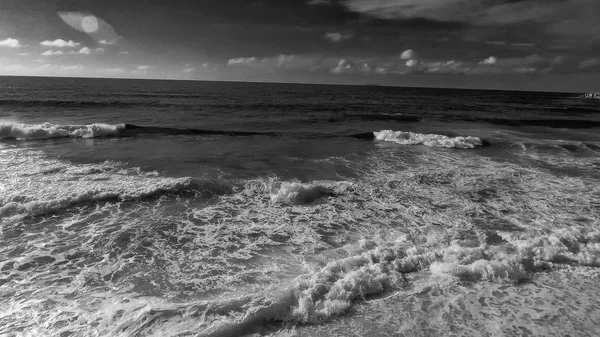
[81,15,99,33]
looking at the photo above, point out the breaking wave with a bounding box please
[0,146,231,221]
[269,181,334,205]
[107,226,600,336]
[0,122,125,140]
[0,122,280,140]
[374,130,483,149]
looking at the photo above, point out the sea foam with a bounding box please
[269,182,334,204]
[0,122,125,140]
[0,147,201,221]
[374,130,482,148]
[102,225,600,336]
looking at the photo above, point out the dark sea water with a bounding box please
[1,76,600,336]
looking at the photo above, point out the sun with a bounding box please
[81,15,99,33]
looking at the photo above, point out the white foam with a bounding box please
[99,225,600,334]
[0,147,194,221]
[0,121,125,140]
[269,182,333,204]
[2,138,600,336]
[374,130,482,148]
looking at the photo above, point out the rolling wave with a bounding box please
[0,145,234,221]
[0,122,125,140]
[1,123,488,150]
[0,122,279,140]
[373,130,483,148]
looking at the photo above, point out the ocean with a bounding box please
[1,76,599,337]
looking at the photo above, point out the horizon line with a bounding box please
[0,74,584,94]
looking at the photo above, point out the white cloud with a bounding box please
[400,49,414,60]
[361,63,372,73]
[60,65,84,71]
[227,57,258,66]
[375,66,389,74]
[72,47,104,55]
[0,38,21,48]
[423,60,463,73]
[580,58,598,69]
[183,64,195,73]
[405,59,417,67]
[18,52,31,56]
[324,32,354,42]
[41,50,64,56]
[137,65,150,70]
[332,59,352,74]
[479,56,497,65]
[119,51,130,55]
[40,39,80,48]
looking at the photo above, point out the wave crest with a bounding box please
[0,122,125,140]
[269,182,334,205]
[374,130,483,149]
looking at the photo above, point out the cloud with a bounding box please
[137,65,151,70]
[307,0,331,5]
[59,12,120,44]
[405,59,417,67]
[423,60,464,74]
[342,0,600,39]
[60,65,84,71]
[78,47,92,55]
[183,64,195,73]
[41,50,64,56]
[512,42,535,47]
[0,38,21,48]
[485,41,506,45]
[332,59,353,74]
[40,39,80,48]
[228,57,258,66]
[479,56,497,65]
[579,58,598,69]
[342,0,548,23]
[70,47,105,55]
[324,32,354,42]
[400,49,414,60]
[119,51,130,55]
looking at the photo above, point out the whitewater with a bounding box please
[1,77,600,337]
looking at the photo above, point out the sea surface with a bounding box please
[1,76,600,337]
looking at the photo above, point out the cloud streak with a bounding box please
[40,39,80,48]
[342,0,600,39]
[41,50,64,56]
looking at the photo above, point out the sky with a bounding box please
[0,0,599,91]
